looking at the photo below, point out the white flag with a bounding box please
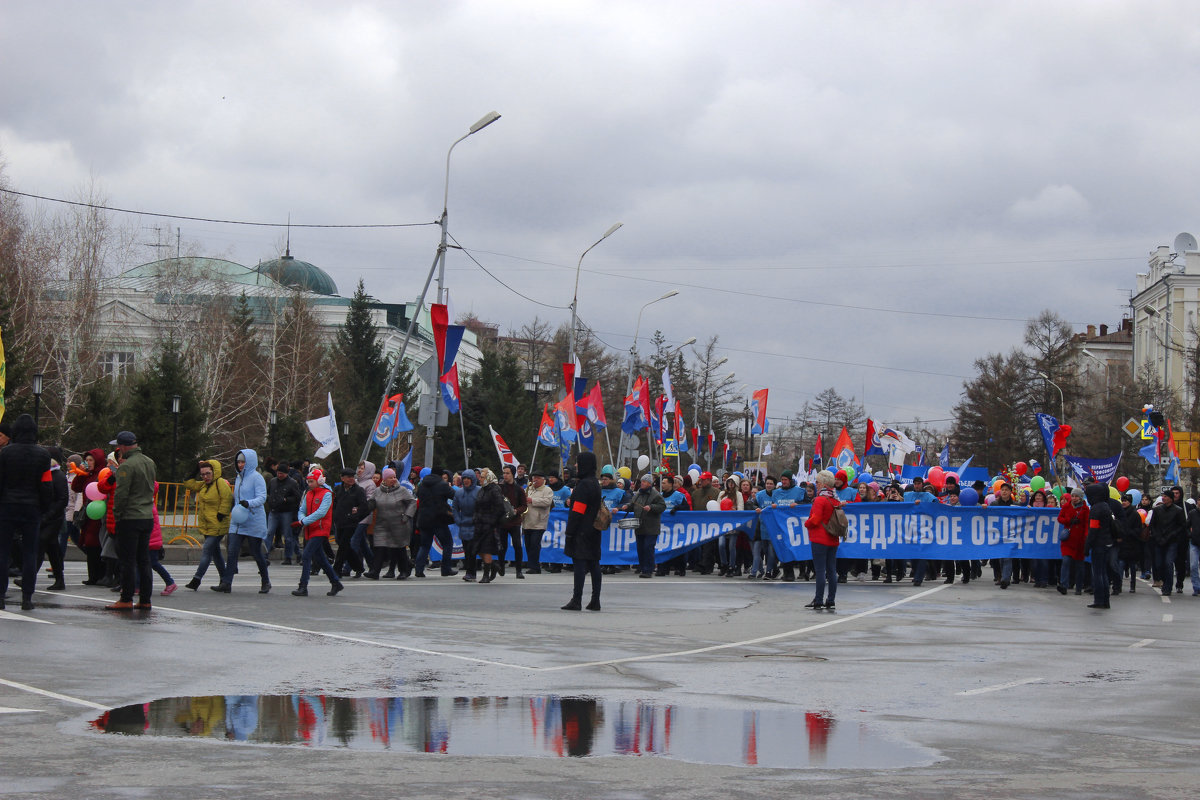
[763,440,773,456]
[661,364,675,407]
[306,393,341,459]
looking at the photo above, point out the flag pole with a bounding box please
[530,438,540,475]
[459,410,469,469]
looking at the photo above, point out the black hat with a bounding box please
[340,467,356,477]
[531,469,546,478]
[109,431,137,446]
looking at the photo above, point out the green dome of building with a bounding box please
[254,253,339,296]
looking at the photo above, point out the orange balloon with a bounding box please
[992,480,1003,495]
[97,467,113,486]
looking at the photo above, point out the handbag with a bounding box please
[593,501,612,530]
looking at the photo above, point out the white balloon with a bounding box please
[706,499,720,511]
[637,454,650,470]
[689,469,701,482]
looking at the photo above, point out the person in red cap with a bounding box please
[689,471,720,574]
[290,469,344,597]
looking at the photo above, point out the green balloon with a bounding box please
[86,499,107,520]
[1052,486,1064,500]
[844,466,856,482]
[1030,476,1046,491]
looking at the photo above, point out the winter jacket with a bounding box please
[564,452,602,560]
[628,485,666,537]
[368,483,415,548]
[415,474,454,530]
[1188,502,1200,548]
[689,482,719,512]
[267,473,302,514]
[452,470,480,541]
[663,487,690,514]
[113,445,156,522]
[1056,500,1088,560]
[805,488,841,548]
[473,481,507,553]
[183,460,234,538]
[499,480,527,530]
[523,483,554,530]
[72,448,107,547]
[150,484,164,550]
[0,414,52,510]
[356,461,377,501]
[1151,501,1186,545]
[332,482,369,532]
[229,449,268,540]
[1084,484,1115,553]
[1119,505,1145,561]
[298,486,333,538]
[39,464,68,541]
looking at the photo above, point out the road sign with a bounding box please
[662,439,679,456]
[417,392,449,427]
[1122,418,1141,439]
[1141,421,1156,440]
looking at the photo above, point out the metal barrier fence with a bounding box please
[156,482,201,547]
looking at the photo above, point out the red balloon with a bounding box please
[1115,476,1130,493]
[1014,461,1028,476]
[927,466,945,488]
[720,498,734,511]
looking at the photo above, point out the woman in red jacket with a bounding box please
[804,470,842,610]
[1056,488,1089,595]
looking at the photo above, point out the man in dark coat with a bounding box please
[0,414,52,610]
[1083,482,1116,609]
[331,468,368,578]
[414,467,457,577]
[1150,489,1187,596]
[562,452,602,611]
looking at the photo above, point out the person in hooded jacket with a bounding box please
[0,414,52,610]
[351,461,378,569]
[414,467,457,577]
[365,468,415,580]
[1083,482,1116,609]
[472,467,507,584]
[561,452,603,610]
[71,448,108,584]
[182,459,234,591]
[35,447,69,591]
[214,449,270,594]
[453,468,481,581]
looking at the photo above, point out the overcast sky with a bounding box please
[3,1,1197,434]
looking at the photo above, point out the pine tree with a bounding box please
[332,279,388,451]
[121,340,207,481]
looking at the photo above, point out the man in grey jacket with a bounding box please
[624,473,666,578]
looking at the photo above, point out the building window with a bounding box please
[102,351,136,379]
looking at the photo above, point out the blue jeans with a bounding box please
[1189,543,1200,594]
[225,532,269,584]
[299,537,339,589]
[150,549,173,588]
[636,534,658,575]
[811,541,839,603]
[1155,539,1180,593]
[752,539,777,577]
[414,526,455,575]
[0,503,40,601]
[193,535,227,582]
[352,520,374,565]
[719,533,738,569]
[267,512,296,560]
[1060,557,1085,590]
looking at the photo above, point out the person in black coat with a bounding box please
[0,414,52,610]
[562,451,603,611]
[1150,490,1187,596]
[36,447,69,591]
[1083,483,1115,609]
[414,468,457,577]
[331,468,368,578]
[1116,494,1145,594]
[472,468,507,584]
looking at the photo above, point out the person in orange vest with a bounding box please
[290,469,344,597]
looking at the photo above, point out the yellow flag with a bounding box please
[0,324,6,423]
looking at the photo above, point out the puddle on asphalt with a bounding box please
[88,695,932,768]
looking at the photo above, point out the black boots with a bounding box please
[185,577,201,591]
[480,562,495,584]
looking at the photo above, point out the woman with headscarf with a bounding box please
[364,468,415,580]
[472,467,507,584]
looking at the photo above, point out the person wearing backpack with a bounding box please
[803,470,843,610]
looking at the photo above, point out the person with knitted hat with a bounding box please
[290,468,343,597]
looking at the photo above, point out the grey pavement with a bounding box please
[1,562,1198,799]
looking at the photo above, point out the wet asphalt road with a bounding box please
[1,562,1198,799]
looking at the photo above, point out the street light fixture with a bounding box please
[568,222,623,363]
[31,373,43,429]
[1037,371,1065,421]
[171,395,181,481]
[268,409,278,460]
[615,291,682,466]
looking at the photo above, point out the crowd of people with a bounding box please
[3,412,1198,617]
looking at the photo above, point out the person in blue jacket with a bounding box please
[216,448,270,594]
[770,471,807,582]
[548,473,572,508]
[453,469,480,581]
[599,466,626,510]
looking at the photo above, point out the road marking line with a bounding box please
[0,610,54,625]
[1163,614,1173,623]
[44,584,954,673]
[0,678,106,710]
[1130,639,1156,648]
[1161,596,1171,604]
[956,677,1044,696]
[0,706,40,714]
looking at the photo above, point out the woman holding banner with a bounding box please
[803,470,841,610]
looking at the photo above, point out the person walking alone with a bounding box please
[561,452,603,611]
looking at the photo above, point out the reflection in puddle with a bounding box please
[90,696,929,768]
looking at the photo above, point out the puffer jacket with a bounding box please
[182,459,234,537]
[0,414,51,509]
[453,469,480,541]
[369,482,415,548]
[229,448,268,540]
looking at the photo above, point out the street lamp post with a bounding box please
[31,373,43,430]
[615,291,681,467]
[568,222,623,364]
[1037,372,1065,421]
[268,409,278,462]
[171,395,181,481]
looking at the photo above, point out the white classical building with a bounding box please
[46,252,482,382]
[1131,235,1200,409]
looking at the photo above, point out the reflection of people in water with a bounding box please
[560,698,602,757]
[94,703,148,735]
[805,710,835,762]
[224,695,259,742]
[174,696,225,737]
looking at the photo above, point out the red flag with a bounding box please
[430,304,448,382]
[654,395,668,443]
[1051,424,1072,456]
[690,427,700,453]
[1166,419,1179,459]
[751,388,769,435]
[633,376,652,429]
[830,427,855,462]
[813,433,824,468]
[562,361,576,393]
[585,383,607,429]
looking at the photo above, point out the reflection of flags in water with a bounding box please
[490,425,519,467]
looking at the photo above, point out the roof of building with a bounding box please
[254,253,339,296]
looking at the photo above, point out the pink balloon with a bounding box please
[985,493,996,505]
[85,482,104,502]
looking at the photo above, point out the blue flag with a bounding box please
[1165,455,1180,484]
[1034,413,1060,476]
[938,445,950,470]
[1062,453,1122,484]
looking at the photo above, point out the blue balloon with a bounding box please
[688,463,702,474]
[419,467,432,480]
[959,487,980,506]
[1128,488,1142,506]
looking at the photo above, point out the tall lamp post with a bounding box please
[568,222,623,363]
[31,373,43,430]
[268,410,278,462]
[171,395,181,481]
[1037,372,1066,476]
[615,291,680,467]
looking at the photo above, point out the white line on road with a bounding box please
[1130,639,1156,648]
[956,677,1044,696]
[0,610,54,625]
[1161,596,1171,604]
[1163,614,1173,622]
[0,678,106,710]
[0,706,40,714]
[42,584,955,673]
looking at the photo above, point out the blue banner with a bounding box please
[760,505,1066,561]
[1062,453,1121,484]
[427,506,1069,565]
